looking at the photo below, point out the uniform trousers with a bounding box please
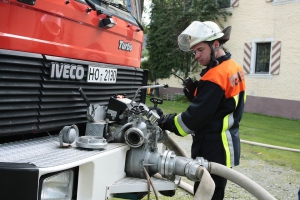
[192,136,228,200]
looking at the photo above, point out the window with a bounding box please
[218,0,239,8]
[255,43,271,74]
[243,39,281,76]
[219,0,231,8]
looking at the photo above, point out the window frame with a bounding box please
[254,43,271,74]
[272,0,300,5]
[249,38,274,78]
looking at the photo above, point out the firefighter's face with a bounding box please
[192,42,211,66]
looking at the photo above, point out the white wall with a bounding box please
[222,0,300,101]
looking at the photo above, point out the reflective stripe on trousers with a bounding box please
[221,94,239,167]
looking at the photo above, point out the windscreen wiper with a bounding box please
[84,0,144,31]
[107,2,144,31]
[84,0,113,17]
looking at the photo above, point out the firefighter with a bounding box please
[159,21,246,199]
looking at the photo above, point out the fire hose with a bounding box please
[162,131,277,200]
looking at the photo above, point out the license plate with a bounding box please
[87,66,117,83]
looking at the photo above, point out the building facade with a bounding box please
[158,0,300,120]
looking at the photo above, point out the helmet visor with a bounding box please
[178,21,224,52]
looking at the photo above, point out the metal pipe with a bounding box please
[173,156,193,176]
[241,139,300,153]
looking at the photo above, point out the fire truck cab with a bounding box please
[0,1,177,199]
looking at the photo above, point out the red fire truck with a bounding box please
[0,1,172,199]
[0,1,280,200]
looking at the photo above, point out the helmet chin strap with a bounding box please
[200,41,223,77]
[208,42,222,66]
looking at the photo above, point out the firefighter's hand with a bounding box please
[159,113,177,131]
[183,78,198,102]
[183,87,194,102]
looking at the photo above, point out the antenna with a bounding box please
[171,72,186,84]
[131,84,168,105]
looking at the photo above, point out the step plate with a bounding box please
[107,177,175,195]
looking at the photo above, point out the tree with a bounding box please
[141,21,149,34]
[146,0,232,80]
[141,59,152,81]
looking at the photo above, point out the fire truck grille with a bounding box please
[0,49,148,136]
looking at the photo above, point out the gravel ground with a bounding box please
[169,134,300,200]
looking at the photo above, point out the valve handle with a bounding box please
[150,97,163,110]
[79,87,91,107]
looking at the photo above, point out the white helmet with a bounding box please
[178,21,230,52]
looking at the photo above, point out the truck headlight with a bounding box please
[40,170,74,200]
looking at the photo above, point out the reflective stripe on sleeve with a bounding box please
[174,114,194,137]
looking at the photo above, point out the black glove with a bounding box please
[159,113,183,136]
[159,113,177,131]
[183,87,194,102]
[183,77,198,102]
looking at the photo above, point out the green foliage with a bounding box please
[146,0,232,80]
[240,113,300,149]
[141,21,149,34]
[141,49,149,58]
[241,143,300,172]
[141,59,152,80]
[175,94,189,103]
[146,95,188,114]
[141,59,150,69]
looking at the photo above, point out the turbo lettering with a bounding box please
[118,40,133,52]
[50,62,84,80]
[229,71,244,88]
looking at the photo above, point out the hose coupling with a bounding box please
[159,150,176,180]
[124,127,145,148]
[195,157,210,171]
[184,160,202,181]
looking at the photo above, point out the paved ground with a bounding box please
[169,134,300,200]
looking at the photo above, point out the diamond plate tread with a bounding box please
[0,136,126,168]
[85,122,105,137]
